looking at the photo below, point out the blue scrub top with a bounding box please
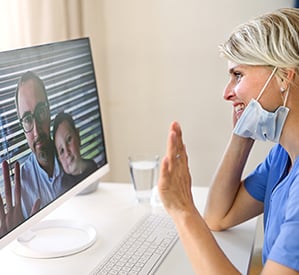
[245,144,299,271]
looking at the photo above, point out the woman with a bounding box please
[53,111,97,189]
[158,8,299,274]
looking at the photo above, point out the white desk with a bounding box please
[0,183,257,275]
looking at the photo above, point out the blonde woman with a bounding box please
[158,8,299,275]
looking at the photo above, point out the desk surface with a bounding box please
[0,183,257,275]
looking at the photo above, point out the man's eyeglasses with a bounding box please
[20,102,49,133]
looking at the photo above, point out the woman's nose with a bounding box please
[223,83,235,101]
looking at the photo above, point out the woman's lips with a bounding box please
[235,103,245,119]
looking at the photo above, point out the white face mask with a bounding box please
[233,67,289,143]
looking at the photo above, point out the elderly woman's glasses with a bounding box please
[20,102,49,133]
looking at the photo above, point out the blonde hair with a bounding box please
[219,8,299,80]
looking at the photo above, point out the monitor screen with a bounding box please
[0,38,109,256]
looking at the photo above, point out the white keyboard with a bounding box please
[90,212,178,275]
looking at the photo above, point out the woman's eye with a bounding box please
[234,72,242,81]
[59,148,64,156]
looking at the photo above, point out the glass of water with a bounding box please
[128,155,159,203]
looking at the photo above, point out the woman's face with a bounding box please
[55,120,81,175]
[223,62,282,124]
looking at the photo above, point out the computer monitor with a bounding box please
[0,38,109,258]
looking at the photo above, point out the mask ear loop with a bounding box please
[282,86,290,107]
[256,67,278,102]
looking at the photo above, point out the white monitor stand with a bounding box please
[11,219,97,258]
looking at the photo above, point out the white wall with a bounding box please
[83,0,293,185]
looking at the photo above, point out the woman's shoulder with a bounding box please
[268,144,289,160]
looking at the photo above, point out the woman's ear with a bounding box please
[279,68,296,91]
[286,68,296,81]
